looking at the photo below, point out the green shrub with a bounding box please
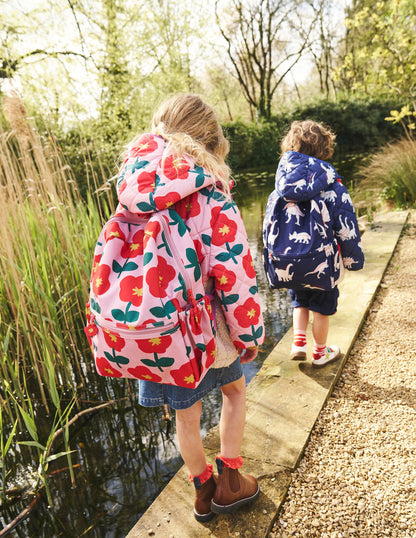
[223,98,405,171]
[289,98,405,155]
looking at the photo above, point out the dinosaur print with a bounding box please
[305,259,329,279]
[342,256,359,269]
[321,162,336,183]
[321,190,337,203]
[275,263,294,282]
[289,231,311,244]
[317,242,334,256]
[337,215,357,241]
[284,202,304,225]
[290,179,307,192]
[341,192,353,205]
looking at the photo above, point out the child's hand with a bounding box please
[240,347,258,363]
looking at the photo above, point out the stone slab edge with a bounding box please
[127,211,408,538]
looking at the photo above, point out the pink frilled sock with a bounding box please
[189,463,213,488]
[313,343,327,361]
[293,330,307,347]
[216,454,244,469]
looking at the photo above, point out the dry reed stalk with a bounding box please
[0,92,94,410]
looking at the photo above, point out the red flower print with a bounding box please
[129,134,158,157]
[119,275,144,307]
[155,192,181,210]
[194,238,203,264]
[233,298,261,328]
[120,229,144,258]
[170,358,201,388]
[118,179,127,195]
[242,252,256,279]
[96,357,123,377]
[162,154,190,180]
[92,264,111,296]
[137,170,156,193]
[211,213,238,246]
[187,306,203,335]
[210,206,221,227]
[84,322,98,346]
[104,222,126,242]
[146,257,176,298]
[143,220,161,249]
[127,365,162,382]
[205,337,216,369]
[175,195,201,219]
[213,264,237,292]
[136,334,172,354]
[103,328,126,352]
[91,254,102,280]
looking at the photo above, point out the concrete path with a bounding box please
[127,210,409,538]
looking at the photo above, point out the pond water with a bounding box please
[1,156,362,538]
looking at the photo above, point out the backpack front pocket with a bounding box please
[86,295,216,388]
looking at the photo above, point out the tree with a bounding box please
[214,0,316,120]
[335,0,416,118]
[303,0,346,100]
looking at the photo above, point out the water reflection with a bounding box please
[1,168,294,538]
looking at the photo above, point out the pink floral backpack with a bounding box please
[85,208,216,389]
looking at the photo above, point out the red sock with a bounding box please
[216,454,244,469]
[190,463,213,486]
[313,343,327,361]
[293,330,307,347]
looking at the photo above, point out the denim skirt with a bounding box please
[138,357,243,410]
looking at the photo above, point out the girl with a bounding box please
[115,94,264,521]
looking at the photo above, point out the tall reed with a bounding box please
[0,92,115,494]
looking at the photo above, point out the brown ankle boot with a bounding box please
[211,458,260,514]
[193,474,217,522]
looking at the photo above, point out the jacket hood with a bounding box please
[275,151,338,202]
[116,133,216,214]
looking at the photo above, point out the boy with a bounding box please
[263,120,364,367]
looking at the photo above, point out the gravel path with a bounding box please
[269,210,416,538]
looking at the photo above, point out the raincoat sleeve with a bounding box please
[207,199,265,351]
[332,183,365,271]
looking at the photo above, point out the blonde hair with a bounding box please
[281,120,336,161]
[149,94,232,197]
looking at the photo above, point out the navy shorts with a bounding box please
[289,287,339,316]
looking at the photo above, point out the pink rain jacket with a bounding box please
[114,133,264,351]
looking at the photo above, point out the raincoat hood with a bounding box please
[116,133,217,214]
[275,151,338,202]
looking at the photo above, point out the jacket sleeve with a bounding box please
[332,183,365,271]
[205,197,265,350]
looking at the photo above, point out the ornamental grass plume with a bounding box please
[2,90,30,149]
[355,137,416,213]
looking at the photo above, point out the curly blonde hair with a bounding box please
[149,94,232,197]
[281,120,336,161]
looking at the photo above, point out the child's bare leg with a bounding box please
[291,307,309,359]
[219,376,246,458]
[311,311,340,367]
[212,375,260,514]
[311,311,329,346]
[176,400,206,476]
[293,306,309,332]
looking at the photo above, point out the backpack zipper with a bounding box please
[90,309,180,337]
